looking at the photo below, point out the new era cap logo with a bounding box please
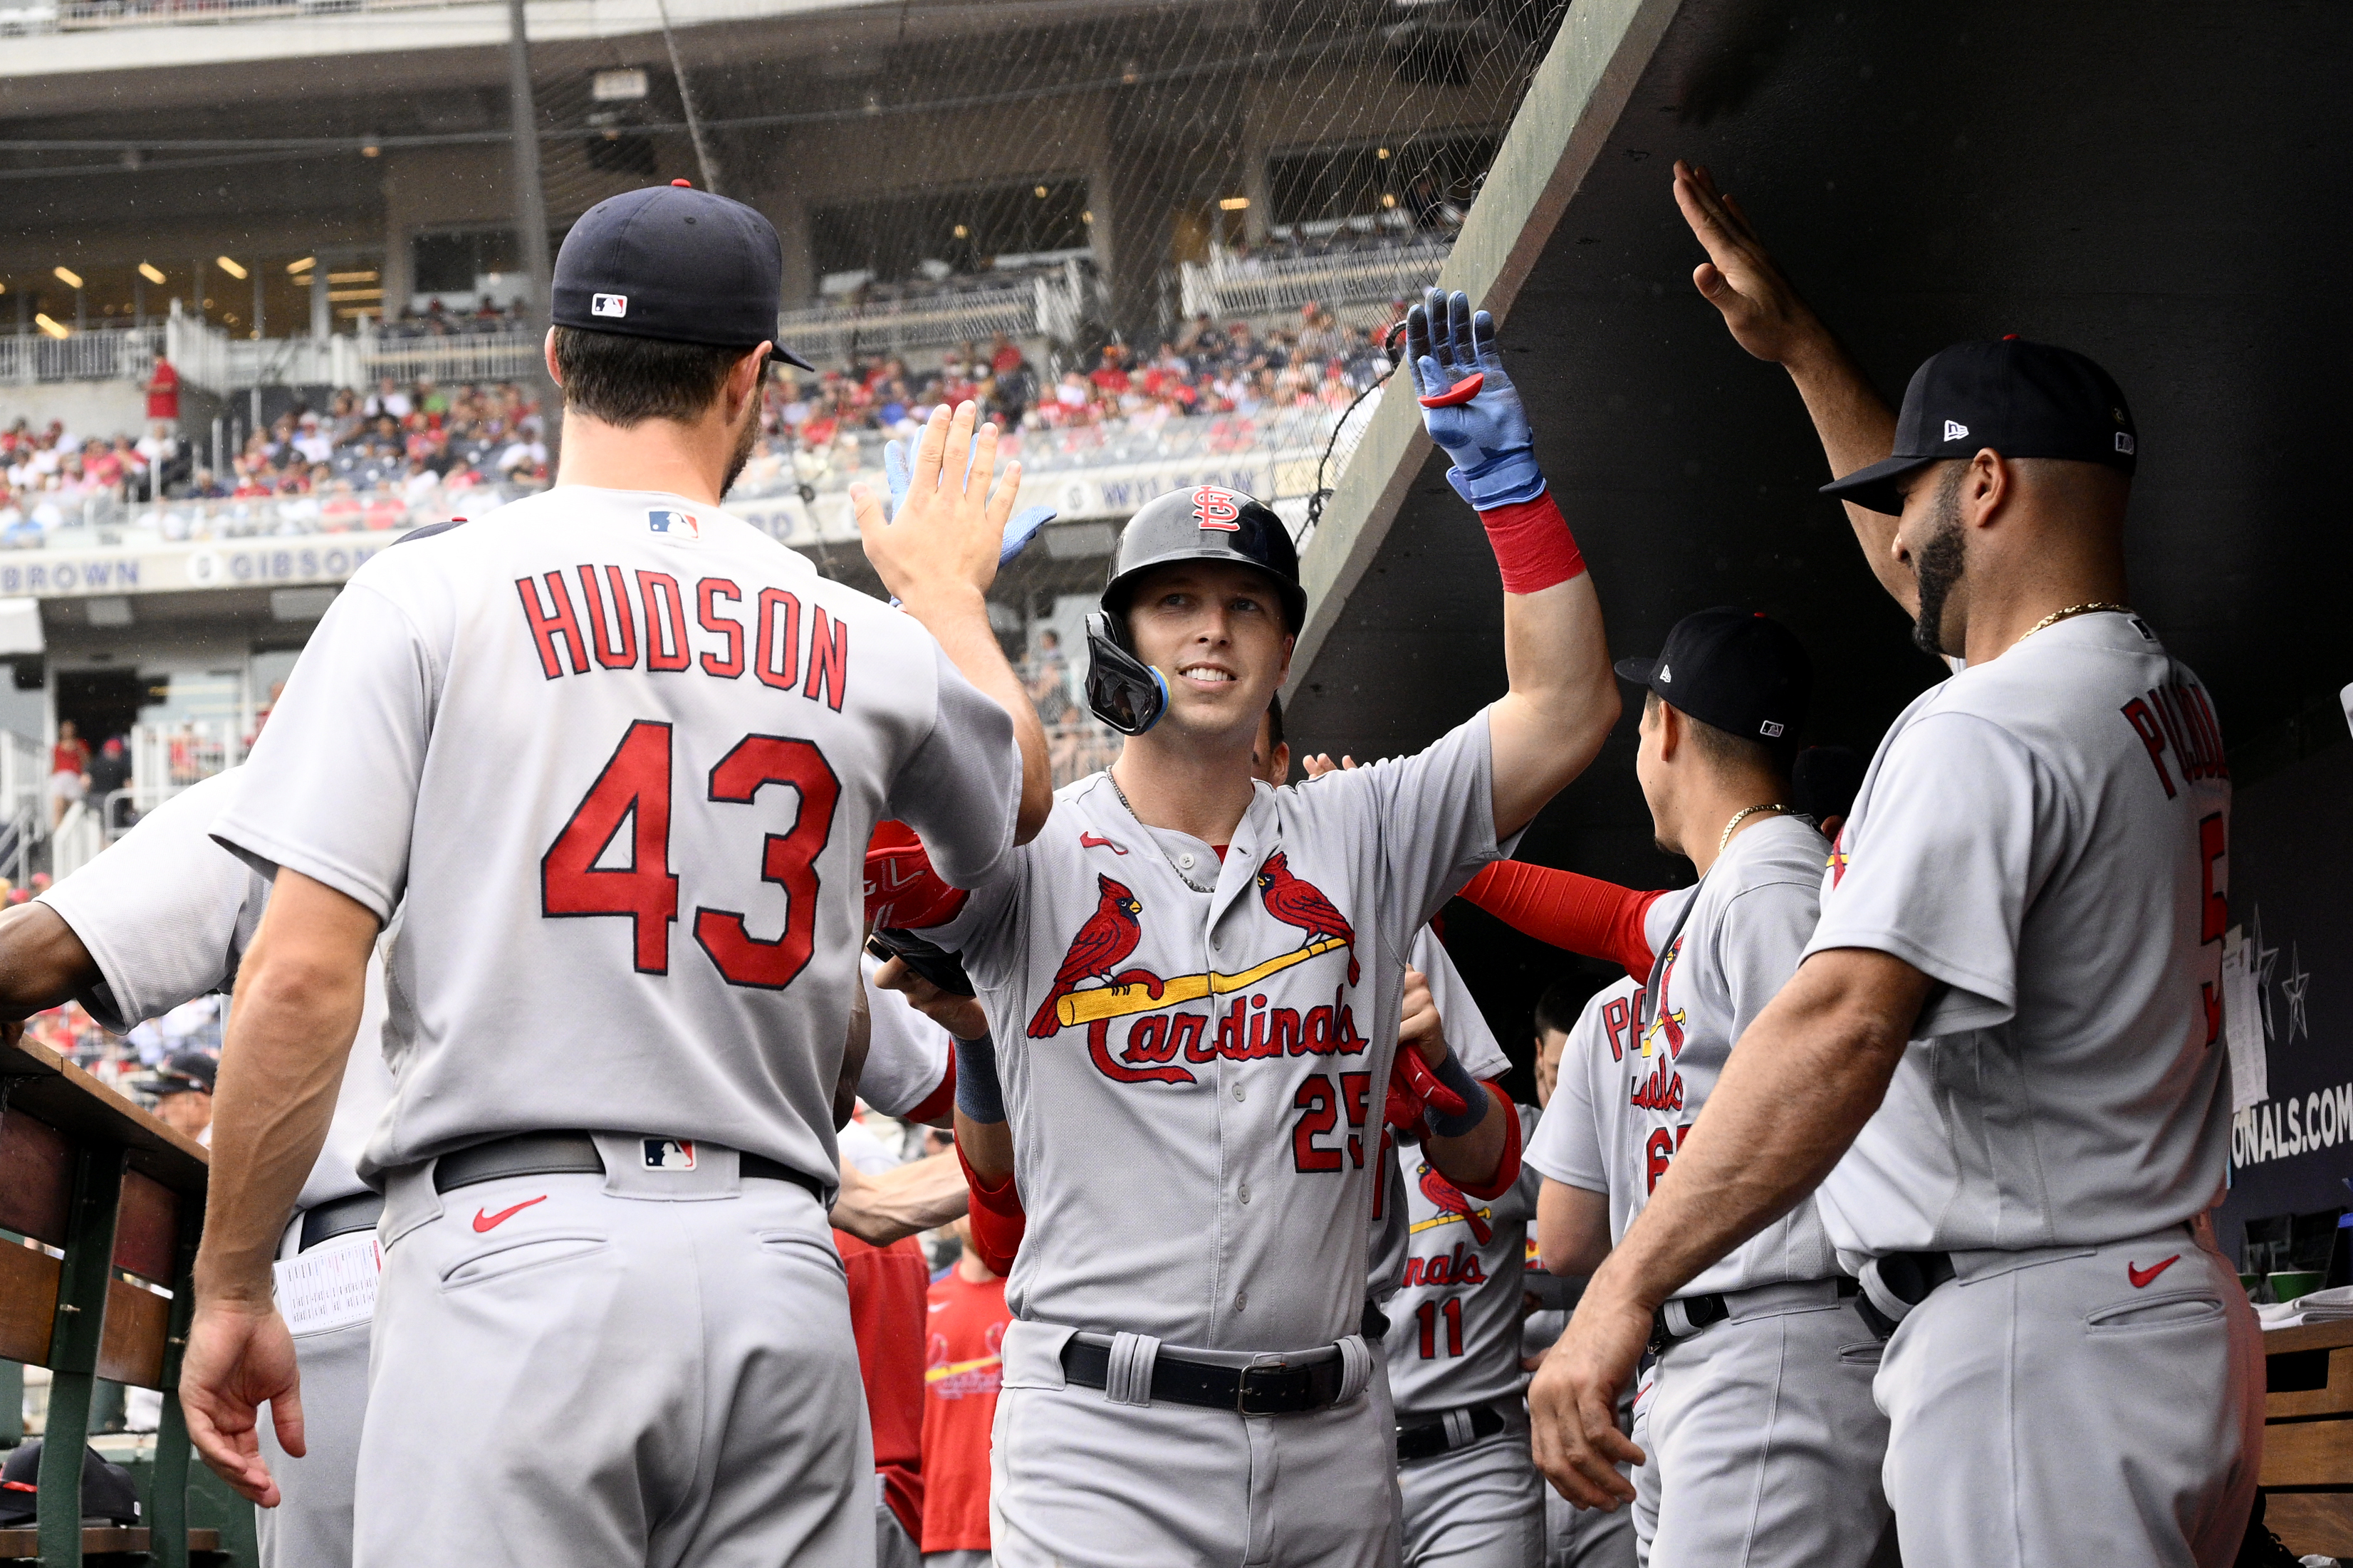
[1657,663,1671,683]
[643,1138,696,1170]
[2115,432,2135,454]
[1760,720,1785,738]
[1944,419,1970,441]
[647,508,699,539]
[592,293,629,318]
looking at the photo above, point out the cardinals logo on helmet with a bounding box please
[1192,486,1243,532]
[1255,851,1359,986]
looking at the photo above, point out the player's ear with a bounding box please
[543,328,564,387]
[1271,741,1291,783]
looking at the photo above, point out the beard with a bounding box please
[1911,464,1968,657]
[720,403,761,498]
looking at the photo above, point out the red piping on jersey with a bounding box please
[1448,1084,1522,1202]
[1459,861,1664,979]
[902,1056,956,1129]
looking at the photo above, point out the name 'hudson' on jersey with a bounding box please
[516,562,852,711]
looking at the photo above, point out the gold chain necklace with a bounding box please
[1719,803,1792,854]
[2020,601,2132,641]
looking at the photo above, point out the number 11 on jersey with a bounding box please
[543,718,841,988]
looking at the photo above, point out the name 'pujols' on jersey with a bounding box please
[516,565,852,711]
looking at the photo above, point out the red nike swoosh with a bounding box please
[473,1196,548,1233]
[1079,832,1127,854]
[2127,1254,2181,1289]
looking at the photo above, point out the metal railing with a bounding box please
[0,728,44,886]
[1,325,165,386]
[4,0,461,33]
[1179,239,1451,324]
[779,261,1095,364]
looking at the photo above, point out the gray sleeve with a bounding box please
[211,582,436,921]
[882,640,1021,892]
[1804,714,2044,1035]
[1323,709,1506,940]
[1412,927,1510,1080]
[38,770,268,1033]
[1525,1008,1609,1191]
[1716,877,1820,1045]
[1642,885,1696,967]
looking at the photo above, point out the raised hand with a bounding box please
[884,429,1057,568]
[855,402,1023,606]
[1671,160,1825,367]
[1406,288,1545,509]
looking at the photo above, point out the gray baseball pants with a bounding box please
[1399,1408,1543,1568]
[990,1319,1389,1568]
[1543,1379,1638,1568]
[1874,1230,2263,1567]
[355,1141,872,1567]
[1644,1284,1889,1568]
[257,1314,370,1568]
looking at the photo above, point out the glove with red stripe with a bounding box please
[864,820,969,931]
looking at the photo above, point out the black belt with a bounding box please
[1854,1251,1957,1341]
[1060,1336,1347,1416]
[1397,1403,1508,1463]
[1649,1275,1861,1357]
[298,1191,385,1253]
[431,1132,823,1203]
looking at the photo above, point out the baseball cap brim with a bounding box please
[1817,451,1939,518]
[769,342,816,372]
[1613,656,1661,686]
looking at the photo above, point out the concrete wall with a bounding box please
[0,380,150,440]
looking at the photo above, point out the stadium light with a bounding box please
[288,256,315,275]
[139,262,167,285]
[1035,185,1048,199]
[216,255,249,280]
[1378,147,1392,159]
[953,224,969,238]
[1219,197,1249,211]
[362,142,381,158]
[328,271,378,283]
[53,266,84,289]
[35,314,70,340]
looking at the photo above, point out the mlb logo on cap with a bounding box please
[644,1138,696,1170]
[592,293,629,318]
[647,509,698,539]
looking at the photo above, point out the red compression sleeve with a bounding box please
[1449,1085,1522,1203]
[1460,861,1667,979]
[956,1141,1026,1277]
[1478,493,1586,596]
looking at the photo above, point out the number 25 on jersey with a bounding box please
[543,718,840,988]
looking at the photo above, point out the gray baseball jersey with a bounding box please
[1618,814,1835,1296]
[1524,977,1643,1237]
[859,951,954,1121]
[1369,927,1515,1307]
[930,713,1507,1352]
[1805,612,2233,1259]
[212,486,1021,1191]
[1384,1104,1542,1417]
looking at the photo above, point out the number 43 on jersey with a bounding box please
[543,718,840,988]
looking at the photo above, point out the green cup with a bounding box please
[2270,1270,2327,1304]
[2240,1273,2263,1299]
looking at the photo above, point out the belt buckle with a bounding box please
[1236,1361,1293,1416]
[1645,1309,1672,1359]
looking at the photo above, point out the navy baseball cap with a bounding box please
[551,182,813,368]
[136,1050,217,1097]
[1616,607,1812,758]
[1821,338,2137,516]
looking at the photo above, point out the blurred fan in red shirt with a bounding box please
[838,1227,932,1567]
[922,1216,1010,1566]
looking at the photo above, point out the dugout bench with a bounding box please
[2263,1319,2353,1557]
[0,1029,251,1565]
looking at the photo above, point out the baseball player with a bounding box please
[873,288,1621,1566]
[0,767,397,1568]
[1531,164,2261,1567]
[177,180,1050,1568]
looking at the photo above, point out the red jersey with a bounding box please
[835,1230,932,1544]
[920,1267,1010,1552]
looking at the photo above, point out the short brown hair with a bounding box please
[1644,689,1780,777]
[553,325,751,426]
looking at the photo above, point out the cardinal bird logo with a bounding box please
[1417,1163,1493,1246]
[1029,874,1145,1037]
[1254,851,1358,986]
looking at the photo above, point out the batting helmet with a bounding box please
[1084,485,1306,735]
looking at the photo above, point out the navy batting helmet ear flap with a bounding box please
[1084,610,1169,735]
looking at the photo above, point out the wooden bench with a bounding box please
[2262,1319,2353,1555]
[1,1029,214,1567]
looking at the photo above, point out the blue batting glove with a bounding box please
[1405,287,1545,509]
[881,437,1055,568]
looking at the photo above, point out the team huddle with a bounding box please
[8,159,2262,1568]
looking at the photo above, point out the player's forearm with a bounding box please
[1778,333,1911,615]
[1423,1083,1509,1191]
[1590,950,1921,1312]
[1536,1179,1612,1279]
[829,1150,969,1246]
[954,1106,1014,1184]
[899,583,1053,844]
[194,874,379,1305]
[1488,568,1619,838]
[0,902,96,1019]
